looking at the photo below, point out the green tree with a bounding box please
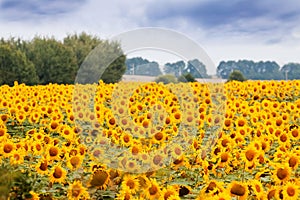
[186,59,209,78]
[155,74,178,84]
[75,40,127,84]
[63,32,100,68]
[281,63,300,80]
[26,37,78,84]
[217,60,283,80]
[228,70,247,82]
[0,43,38,85]
[125,57,162,76]
[164,61,185,77]
[178,73,197,82]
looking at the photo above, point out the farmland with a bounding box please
[0,80,300,199]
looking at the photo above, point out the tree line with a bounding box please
[1,32,300,86]
[217,60,300,80]
[0,33,126,86]
[125,57,210,78]
[127,57,300,81]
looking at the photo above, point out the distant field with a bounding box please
[122,74,227,83]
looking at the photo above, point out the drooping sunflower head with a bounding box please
[89,169,110,190]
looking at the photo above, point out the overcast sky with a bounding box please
[1,0,300,72]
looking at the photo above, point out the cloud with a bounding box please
[0,0,300,66]
[0,0,84,21]
[142,0,300,42]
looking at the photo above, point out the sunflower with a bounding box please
[15,111,26,124]
[200,180,224,196]
[285,152,299,170]
[67,180,90,200]
[49,164,67,184]
[28,191,40,200]
[249,179,264,198]
[142,178,161,200]
[1,140,15,158]
[60,125,74,140]
[159,185,179,200]
[235,117,247,128]
[46,145,61,161]
[272,163,291,184]
[217,150,232,169]
[228,181,248,200]
[0,126,8,141]
[89,169,110,190]
[170,144,183,159]
[120,133,133,147]
[281,181,299,200]
[35,159,49,175]
[115,190,135,200]
[241,144,259,169]
[67,155,83,170]
[151,131,167,145]
[121,174,140,194]
[10,150,24,165]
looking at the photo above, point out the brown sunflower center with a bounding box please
[230,183,246,196]
[4,144,13,153]
[277,168,288,180]
[53,167,63,178]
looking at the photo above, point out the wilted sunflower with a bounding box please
[89,169,110,190]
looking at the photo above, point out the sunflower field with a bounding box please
[1,80,300,200]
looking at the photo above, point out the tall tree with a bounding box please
[281,63,300,80]
[126,57,162,76]
[0,43,38,85]
[185,59,209,78]
[75,40,127,84]
[26,37,78,84]
[63,32,100,68]
[164,61,185,77]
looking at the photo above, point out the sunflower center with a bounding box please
[153,155,163,165]
[287,187,295,196]
[126,180,135,189]
[49,147,58,157]
[53,168,63,178]
[245,150,255,161]
[230,183,246,196]
[154,132,163,141]
[72,185,81,197]
[39,162,48,171]
[221,153,229,162]
[4,144,13,153]
[70,156,80,168]
[149,185,158,195]
[289,157,298,168]
[174,147,181,156]
[0,129,5,136]
[277,168,288,180]
[206,182,217,193]
[51,122,58,130]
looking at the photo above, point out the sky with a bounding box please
[1,0,300,74]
